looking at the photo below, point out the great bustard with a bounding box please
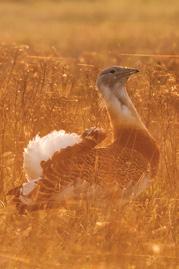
[8,66,159,212]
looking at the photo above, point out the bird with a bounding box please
[7,66,160,212]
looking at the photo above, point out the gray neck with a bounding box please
[100,81,147,139]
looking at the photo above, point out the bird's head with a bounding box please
[96,66,143,130]
[96,66,139,98]
[97,66,138,88]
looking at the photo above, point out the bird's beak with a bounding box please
[122,68,139,77]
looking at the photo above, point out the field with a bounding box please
[0,0,179,268]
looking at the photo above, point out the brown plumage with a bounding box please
[43,128,157,187]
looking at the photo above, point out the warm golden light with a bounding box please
[0,1,178,268]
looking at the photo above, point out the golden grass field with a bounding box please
[0,0,179,268]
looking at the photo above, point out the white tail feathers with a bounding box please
[23,130,81,180]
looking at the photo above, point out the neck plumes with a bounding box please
[100,81,159,176]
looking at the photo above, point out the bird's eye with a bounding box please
[109,69,115,74]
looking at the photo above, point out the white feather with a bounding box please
[23,130,81,180]
[21,179,40,196]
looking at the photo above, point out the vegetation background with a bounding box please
[0,0,178,268]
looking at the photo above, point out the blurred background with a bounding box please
[0,0,178,56]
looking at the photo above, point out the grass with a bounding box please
[0,1,179,268]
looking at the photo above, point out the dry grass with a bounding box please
[0,1,179,268]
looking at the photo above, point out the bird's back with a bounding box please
[41,141,148,195]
